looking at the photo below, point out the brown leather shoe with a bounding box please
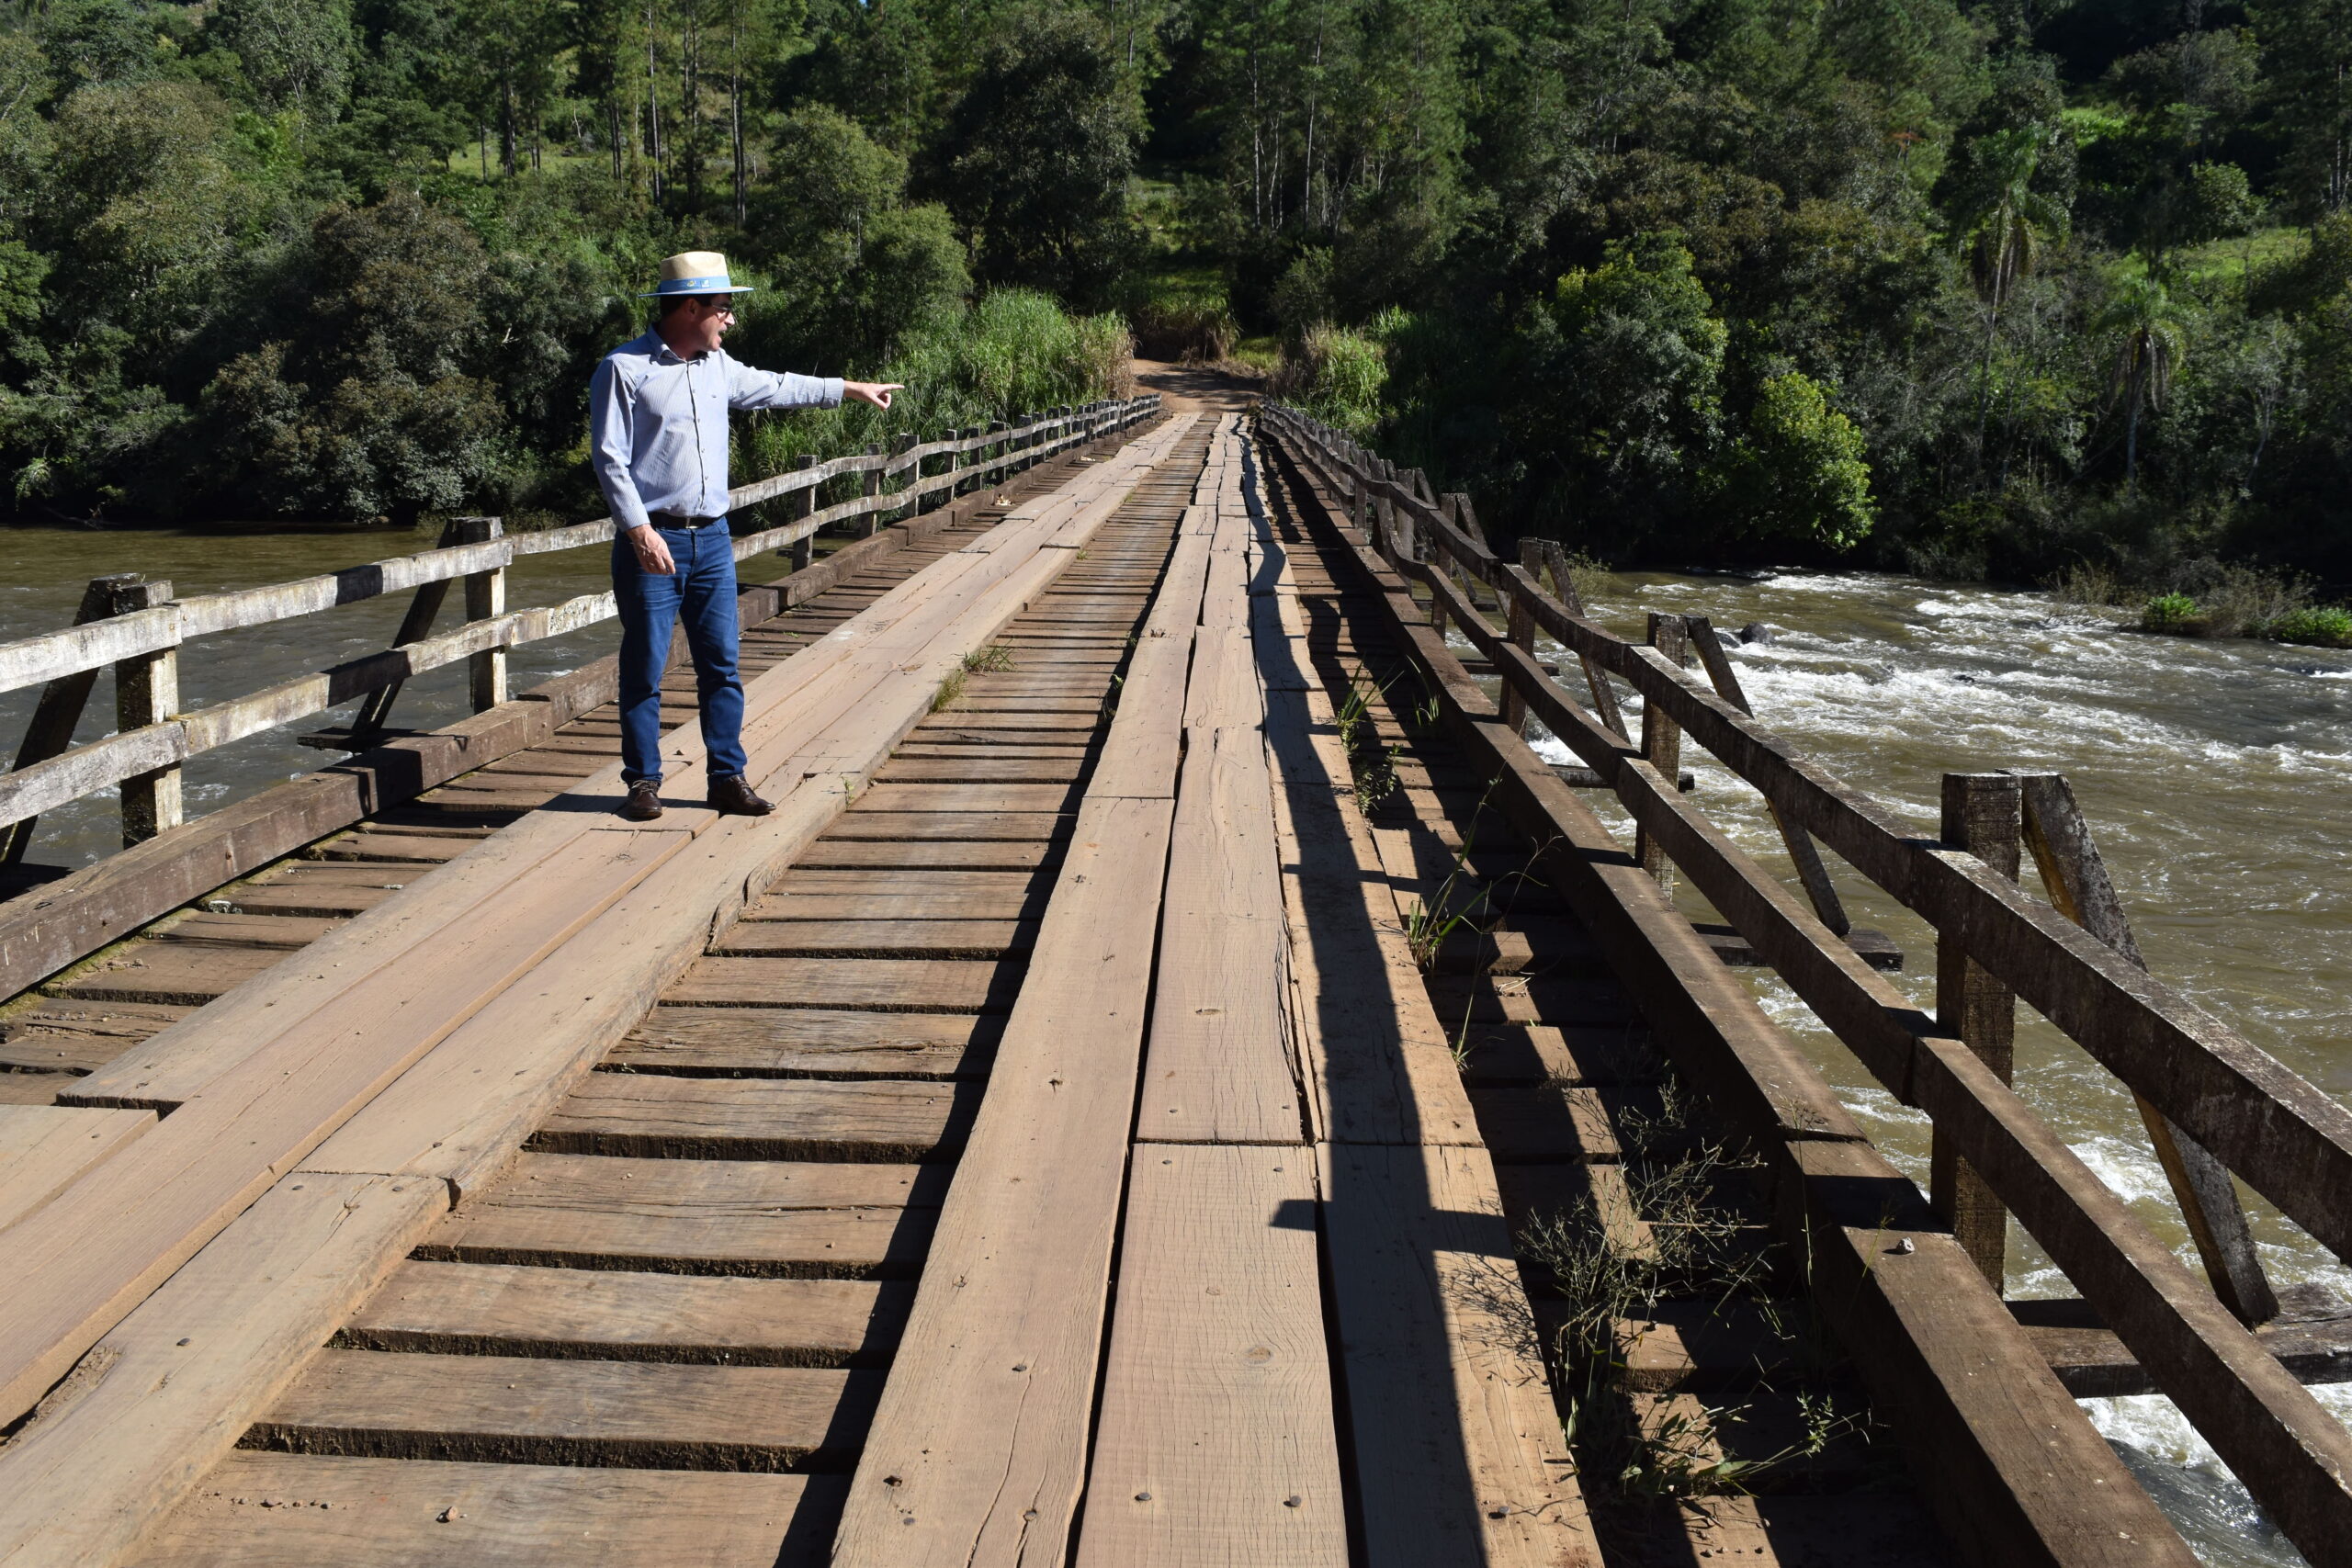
[707,774,775,816]
[620,778,664,820]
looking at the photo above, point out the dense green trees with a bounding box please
[0,0,2336,589]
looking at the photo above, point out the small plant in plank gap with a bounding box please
[932,669,967,713]
[1333,666,1403,814]
[1518,1066,1871,1501]
[962,643,1016,673]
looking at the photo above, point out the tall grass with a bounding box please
[741,288,1135,478]
[1272,319,1390,439]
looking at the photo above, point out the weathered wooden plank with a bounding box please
[854,783,1080,814]
[819,811,1069,842]
[711,919,1035,959]
[743,891,1042,922]
[832,793,1178,1568]
[609,1007,997,1078]
[1075,1145,1346,1567]
[44,940,288,1006]
[0,998,192,1072]
[1318,1141,1600,1566]
[0,1175,443,1568]
[247,1350,879,1471]
[876,755,1089,784]
[344,1261,908,1367]
[666,955,1022,1013]
[423,1153,942,1277]
[129,1456,834,1568]
[1138,728,1299,1144]
[789,838,1057,872]
[1262,692,1479,1148]
[0,1103,154,1229]
[533,1074,980,1161]
[3,832,682,1426]
[152,912,342,951]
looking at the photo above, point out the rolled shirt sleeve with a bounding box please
[727,358,843,412]
[588,355,657,532]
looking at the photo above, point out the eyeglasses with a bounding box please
[698,299,739,317]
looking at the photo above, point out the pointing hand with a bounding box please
[844,381,906,411]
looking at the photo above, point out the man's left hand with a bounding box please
[844,381,905,410]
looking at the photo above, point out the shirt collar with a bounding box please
[639,330,714,367]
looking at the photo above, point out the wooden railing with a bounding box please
[1260,401,2352,1565]
[0,396,1159,860]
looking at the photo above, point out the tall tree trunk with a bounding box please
[730,7,745,227]
[501,73,517,177]
[647,0,664,202]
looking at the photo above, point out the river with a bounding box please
[5,527,2349,1561]
[1516,569,2352,1567]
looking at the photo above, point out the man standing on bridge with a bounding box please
[591,250,903,822]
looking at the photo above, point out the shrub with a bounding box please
[2270,605,2352,648]
[1274,322,1388,439]
[741,287,1135,479]
[2141,592,2199,632]
[1714,372,1875,551]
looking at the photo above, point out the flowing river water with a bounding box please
[1516,569,2352,1567]
[5,525,2350,1562]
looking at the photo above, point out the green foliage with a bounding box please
[741,287,1135,474]
[1276,321,1387,439]
[1509,236,1725,535]
[1716,373,1875,550]
[2269,605,2352,647]
[2141,591,2199,630]
[931,2,1143,308]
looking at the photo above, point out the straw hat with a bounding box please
[642,251,754,298]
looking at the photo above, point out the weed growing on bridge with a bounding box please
[962,644,1017,674]
[932,670,967,713]
[1332,667,1401,814]
[1520,1069,1871,1503]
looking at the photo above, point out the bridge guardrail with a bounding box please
[0,396,1161,859]
[1260,399,2352,1568]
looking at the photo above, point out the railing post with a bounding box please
[861,443,885,536]
[987,421,1008,489]
[1533,540,1631,741]
[454,516,506,712]
[3,575,133,863]
[1684,615,1852,936]
[1499,542,1541,735]
[889,433,919,520]
[107,576,182,846]
[1634,613,1689,886]
[788,454,818,570]
[1932,772,2023,1288]
[2014,772,2281,1325]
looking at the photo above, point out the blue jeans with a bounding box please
[611,520,748,784]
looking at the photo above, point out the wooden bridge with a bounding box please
[1,389,2349,1568]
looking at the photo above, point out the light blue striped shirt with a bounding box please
[589,331,843,530]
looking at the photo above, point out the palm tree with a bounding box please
[2097,269,2186,494]
[1962,128,2068,446]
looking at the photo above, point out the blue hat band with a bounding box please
[654,274,745,295]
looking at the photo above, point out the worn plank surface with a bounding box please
[343,1261,907,1368]
[421,1153,942,1277]
[0,1102,154,1229]
[128,1456,837,1568]
[1076,1145,1345,1568]
[248,1350,879,1471]
[1138,728,1298,1145]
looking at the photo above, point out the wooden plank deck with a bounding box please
[0,402,2266,1568]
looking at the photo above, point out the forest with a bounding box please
[0,0,2345,600]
